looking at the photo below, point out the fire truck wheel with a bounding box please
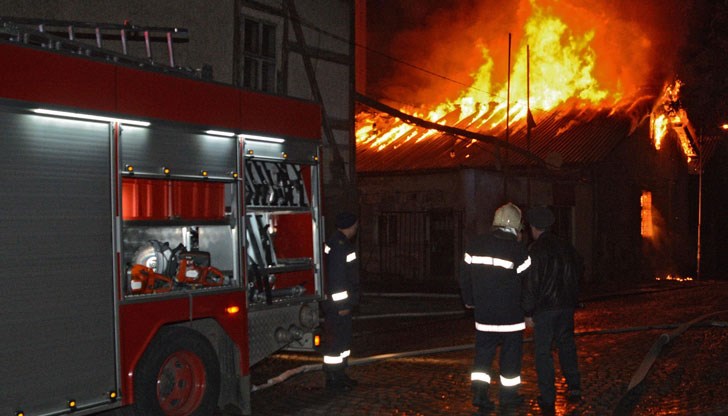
[133,326,221,416]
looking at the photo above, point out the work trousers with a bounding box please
[322,301,352,371]
[533,307,581,405]
[473,329,523,400]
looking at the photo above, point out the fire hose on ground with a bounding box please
[251,303,728,393]
[612,309,728,415]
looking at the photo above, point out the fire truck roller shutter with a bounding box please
[133,326,221,415]
[120,124,237,180]
[0,108,116,415]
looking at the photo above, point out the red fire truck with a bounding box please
[0,20,324,415]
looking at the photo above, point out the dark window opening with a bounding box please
[241,17,277,92]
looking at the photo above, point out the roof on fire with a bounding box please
[355,97,652,174]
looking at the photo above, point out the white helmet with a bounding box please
[493,202,523,230]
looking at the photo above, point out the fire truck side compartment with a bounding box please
[0,108,117,415]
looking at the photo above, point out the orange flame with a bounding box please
[640,191,653,238]
[652,114,668,150]
[358,0,637,151]
[655,274,694,282]
[651,79,698,162]
[651,80,682,149]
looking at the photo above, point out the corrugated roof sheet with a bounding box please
[356,103,642,173]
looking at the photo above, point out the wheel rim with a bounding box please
[156,350,207,415]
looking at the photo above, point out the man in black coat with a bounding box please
[522,206,583,415]
[322,212,360,391]
[460,202,531,414]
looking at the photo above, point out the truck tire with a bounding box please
[134,326,221,416]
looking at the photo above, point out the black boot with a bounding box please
[566,388,582,402]
[499,388,524,414]
[324,365,352,392]
[338,370,358,387]
[537,396,556,416]
[471,382,495,414]
[340,358,358,387]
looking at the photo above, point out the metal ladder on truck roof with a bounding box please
[0,16,209,79]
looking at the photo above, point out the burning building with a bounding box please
[355,0,715,287]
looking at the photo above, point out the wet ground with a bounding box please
[246,280,728,415]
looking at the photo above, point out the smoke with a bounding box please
[366,0,519,106]
[366,0,691,107]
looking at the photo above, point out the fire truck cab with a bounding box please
[0,20,323,416]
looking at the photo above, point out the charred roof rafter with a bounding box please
[356,93,552,169]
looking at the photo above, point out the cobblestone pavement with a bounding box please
[246,281,728,416]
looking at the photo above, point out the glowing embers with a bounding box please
[640,190,653,238]
[655,274,694,282]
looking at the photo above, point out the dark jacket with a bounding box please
[324,230,360,311]
[522,231,583,316]
[460,228,531,326]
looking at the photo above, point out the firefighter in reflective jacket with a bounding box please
[459,202,531,414]
[322,212,360,391]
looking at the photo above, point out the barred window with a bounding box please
[242,17,276,92]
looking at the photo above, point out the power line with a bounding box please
[286,10,499,100]
[355,43,499,99]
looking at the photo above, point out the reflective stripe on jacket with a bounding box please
[324,230,360,310]
[460,228,530,327]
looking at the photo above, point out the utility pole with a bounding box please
[526,44,531,206]
[696,132,702,280]
[504,33,511,201]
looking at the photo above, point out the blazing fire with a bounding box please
[650,79,699,163]
[640,191,653,238]
[651,114,668,150]
[357,0,653,151]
